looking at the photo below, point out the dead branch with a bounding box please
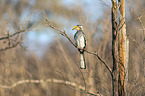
[0,29,28,51]
[127,34,145,49]
[0,41,20,51]
[0,29,26,40]
[40,14,77,47]
[0,78,102,96]
[137,16,145,41]
[99,0,110,8]
[85,50,112,76]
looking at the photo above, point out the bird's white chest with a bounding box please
[77,36,85,49]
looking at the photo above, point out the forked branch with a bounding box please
[0,29,28,51]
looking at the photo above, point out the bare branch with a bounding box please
[0,29,28,51]
[40,15,77,48]
[0,29,27,40]
[127,34,145,49]
[0,78,102,96]
[85,50,113,76]
[99,0,110,8]
[137,16,145,41]
[0,41,20,51]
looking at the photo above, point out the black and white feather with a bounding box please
[73,25,86,69]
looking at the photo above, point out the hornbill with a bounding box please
[72,25,86,69]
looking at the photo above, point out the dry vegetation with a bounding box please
[0,0,144,96]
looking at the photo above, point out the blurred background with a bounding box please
[0,0,144,96]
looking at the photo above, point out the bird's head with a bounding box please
[72,25,83,31]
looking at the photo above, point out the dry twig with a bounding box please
[0,41,20,51]
[0,29,27,51]
[0,30,26,40]
[137,16,145,41]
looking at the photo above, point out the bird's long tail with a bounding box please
[80,52,86,69]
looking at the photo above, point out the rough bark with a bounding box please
[118,0,129,95]
[111,0,118,96]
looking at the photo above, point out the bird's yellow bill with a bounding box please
[72,26,80,30]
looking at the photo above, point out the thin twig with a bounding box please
[127,34,145,49]
[0,41,20,51]
[118,17,125,31]
[99,0,110,8]
[40,14,77,47]
[85,50,113,76]
[0,30,26,40]
[137,16,145,41]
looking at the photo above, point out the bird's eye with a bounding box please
[80,26,83,30]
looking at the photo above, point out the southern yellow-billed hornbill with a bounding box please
[72,25,86,69]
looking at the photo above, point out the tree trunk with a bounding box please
[118,0,129,95]
[111,0,118,96]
